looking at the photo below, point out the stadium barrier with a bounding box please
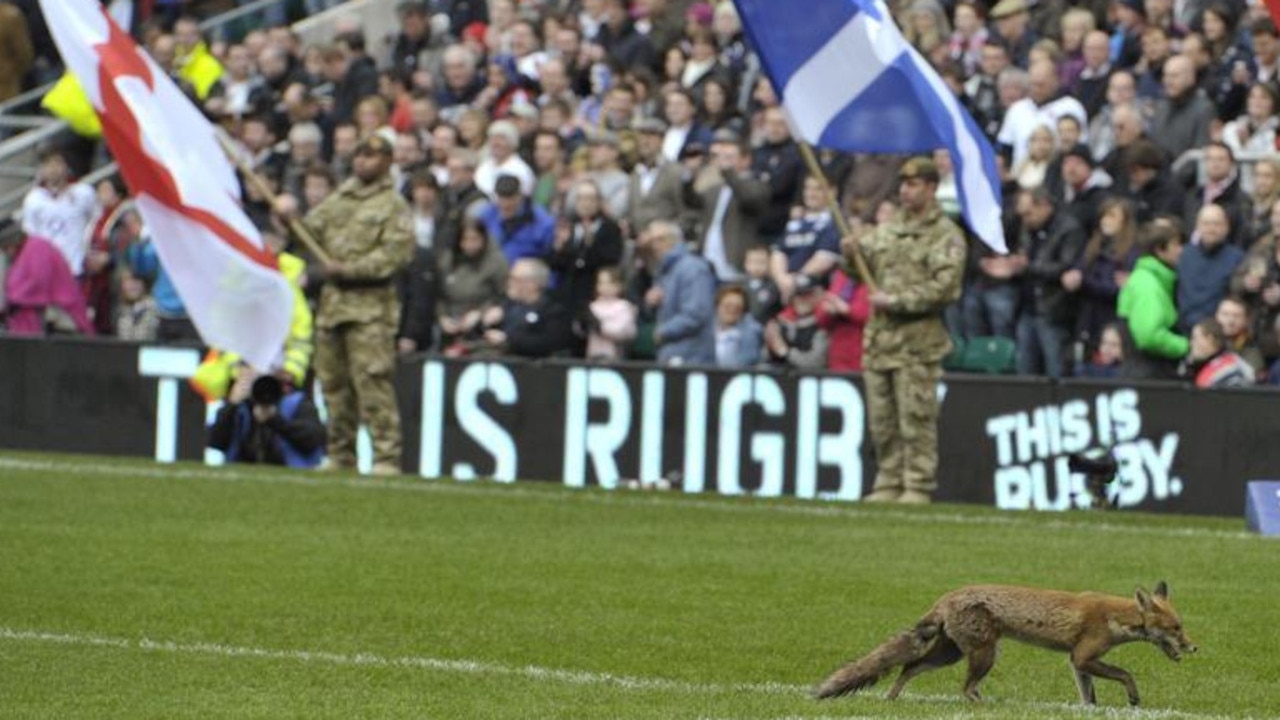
[3,337,1278,517]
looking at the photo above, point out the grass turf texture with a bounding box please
[0,452,1276,719]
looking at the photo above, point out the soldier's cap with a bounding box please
[899,157,940,183]
[494,174,524,198]
[793,273,824,295]
[1063,143,1096,167]
[355,134,394,156]
[634,116,668,135]
[989,0,1027,20]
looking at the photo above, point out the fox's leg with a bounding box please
[960,643,998,701]
[1074,658,1139,706]
[943,604,1000,702]
[1071,661,1097,705]
[886,634,962,700]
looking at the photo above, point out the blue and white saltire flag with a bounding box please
[732,0,1007,254]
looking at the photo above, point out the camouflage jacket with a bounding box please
[858,206,966,370]
[304,175,414,330]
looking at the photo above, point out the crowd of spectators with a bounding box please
[4,0,1280,390]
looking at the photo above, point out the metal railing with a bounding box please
[1171,148,1275,194]
[0,81,58,116]
[199,0,293,42]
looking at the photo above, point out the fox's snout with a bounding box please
[1161,637,1197,661]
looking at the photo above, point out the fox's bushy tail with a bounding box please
[814,617,941,699]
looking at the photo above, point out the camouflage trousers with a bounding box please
[315,320,401,467]
[863,361,942,494]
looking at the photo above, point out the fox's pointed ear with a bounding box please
[1154,581,1169,599]
[1136,586,1154,611]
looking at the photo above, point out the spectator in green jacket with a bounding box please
[1117,218,1189,380]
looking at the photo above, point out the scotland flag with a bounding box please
[733,0,1007,253]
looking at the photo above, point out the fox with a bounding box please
[815,581,1196,706]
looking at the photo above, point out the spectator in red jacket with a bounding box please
[825,268,871,371]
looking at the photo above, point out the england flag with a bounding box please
[39,0,293,369]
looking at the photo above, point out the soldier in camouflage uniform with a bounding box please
[302,134,415,474]
[843,157,966,504]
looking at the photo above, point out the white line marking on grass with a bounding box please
[0,626,796,695]
[0,456,1264,542]
[0,627,1244,720]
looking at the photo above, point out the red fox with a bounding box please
[816,581,1196,705]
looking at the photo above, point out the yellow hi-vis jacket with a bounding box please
[189,252,315,401]
[42,73,102,138]
[176,41,223,101]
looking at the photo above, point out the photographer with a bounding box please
[208,368,326,468]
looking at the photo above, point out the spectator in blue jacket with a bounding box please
[479,174,556,266]
[121,207,199,344]
[1178,203,1245,331]
[643,220,716,365]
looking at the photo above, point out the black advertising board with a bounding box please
[5,338,1278,516]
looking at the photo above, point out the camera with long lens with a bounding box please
[250,375,284,407]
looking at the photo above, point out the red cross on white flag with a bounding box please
[39,0,292,370]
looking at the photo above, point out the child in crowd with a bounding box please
[1075,322,1124,378]
[825,268,870,371]
[742,244,781,324]
[763,274,833,370]
[713,284,762,367]
[586,267,636,361]
[115,267,159,342]
[1182,318,1255,388]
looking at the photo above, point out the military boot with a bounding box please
[898,489,933,505]
[318,457,355,472]
[863,488,902,503]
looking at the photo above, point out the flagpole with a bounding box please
[796,142,877,292]
[214,133,334,265]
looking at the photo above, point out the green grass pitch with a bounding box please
[1,451,1277,719]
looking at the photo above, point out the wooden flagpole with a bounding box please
[214,132,334,265]
[796,142,877,292]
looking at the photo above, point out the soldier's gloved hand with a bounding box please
[322,260,347,279]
